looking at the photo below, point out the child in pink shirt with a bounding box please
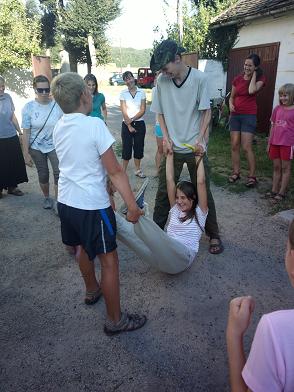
[226,219,294,392]
[265,83,294,202]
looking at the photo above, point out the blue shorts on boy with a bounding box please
[53,113,116,260]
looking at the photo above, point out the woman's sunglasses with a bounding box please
[36,88,50,94]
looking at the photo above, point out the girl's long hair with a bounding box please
[246,53,263,78]
[176,181,204,231]
[84,74,98,94]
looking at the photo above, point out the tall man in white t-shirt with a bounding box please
[150,40,223,254]
[51,72,147,335]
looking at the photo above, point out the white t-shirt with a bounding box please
[242,310,294,392]
[22,100,63,153]
[120,88,146,121]
[150,67,211,153]
[53,113,115,210]
[166,204,207,262]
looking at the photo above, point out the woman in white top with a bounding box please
[120,71,147,178]
[22,75,63,211]
[115,144,208,274]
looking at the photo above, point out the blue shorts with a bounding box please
[154,124,163,138]
[229,114,256,134]
[58,203,117,260]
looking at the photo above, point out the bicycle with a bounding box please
[211,88,230,131]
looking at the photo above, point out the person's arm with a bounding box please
[158,113,173,155]
[22,128,34,167]
[102,102,107,122]
[195,156,207,213]
[197,108,211,145]
[226,296,255,392]
[229,85,236,113]
[248,71,264,95]
[101,147,142,223]
[267,124,273,153]
[120,100,136,132]
[11,113,22,135]
[130,99,146,121]
[166,152,176,207]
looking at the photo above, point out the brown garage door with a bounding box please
[226,42,280,133]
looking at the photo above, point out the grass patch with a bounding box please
[208,128,294,210]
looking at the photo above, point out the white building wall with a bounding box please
[199,59,227,100]
[234,12,294,106]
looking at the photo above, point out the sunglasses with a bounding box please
[36,88,50,94]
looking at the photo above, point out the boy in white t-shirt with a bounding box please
[51,72,146,335]
[226,219,294,391]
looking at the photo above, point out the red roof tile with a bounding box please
[212,0,294,26]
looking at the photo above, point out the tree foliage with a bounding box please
[110,47,152,68]
[0,0,41,74]
[154,0,238,69]
[59,0,121,66]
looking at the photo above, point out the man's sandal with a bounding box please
[7,187,24,196]
[228,173,240,183]
[104,312,147,336]
[271,193,286,204]
[84,288,102,305]
[245,176,257,188]
[209,238,224,255]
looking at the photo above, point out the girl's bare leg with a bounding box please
[230,131,241,174]
[241,133,255,177]
[279,160,291,195]
[272,159,282,193]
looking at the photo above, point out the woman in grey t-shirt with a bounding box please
[0,76,28,198]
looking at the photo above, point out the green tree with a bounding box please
[59,0,121,71]
[154,0,238,69]
[0,0,41,74]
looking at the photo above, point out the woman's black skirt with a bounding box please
[0,135,28,189]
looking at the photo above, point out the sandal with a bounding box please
[135,169,146,179]
[7,187,24,196]
[228,173,240,183]
[84,288,102,305]
[245,176,257,188]
[261,191,277,199]
[104,312,147,336]
[209,238,224,255]
[271,193,286,204]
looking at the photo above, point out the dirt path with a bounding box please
[1,104,293,392]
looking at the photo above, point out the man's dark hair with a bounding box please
[122,71,134,81]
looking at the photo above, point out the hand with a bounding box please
[229,101,235,113]
[24,153,33,167]
[194,140,206,156]
[163,137,173,155]
[227,296,255,338]
[128,126,136,133]
[125,117,132,125]
[126,206,143,224]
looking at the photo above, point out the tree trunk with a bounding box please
[177,0,183,44]
[68,52,77,72]
[87,34,97,76]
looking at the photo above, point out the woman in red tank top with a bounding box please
[228,54,266,187]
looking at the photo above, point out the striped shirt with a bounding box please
[166,204,208,261]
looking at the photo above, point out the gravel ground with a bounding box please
[1,104,293,392]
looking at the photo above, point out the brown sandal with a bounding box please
[245,176,257,188]
[104,312,147,336]
[84,288,102,305]
[228,173,240,183]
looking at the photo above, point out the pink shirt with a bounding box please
[242,310,294,392]
[269,105,294,146]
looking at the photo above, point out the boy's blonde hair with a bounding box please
[289,220,294,250]
[51,72,86,113]
[278,83,294,106]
